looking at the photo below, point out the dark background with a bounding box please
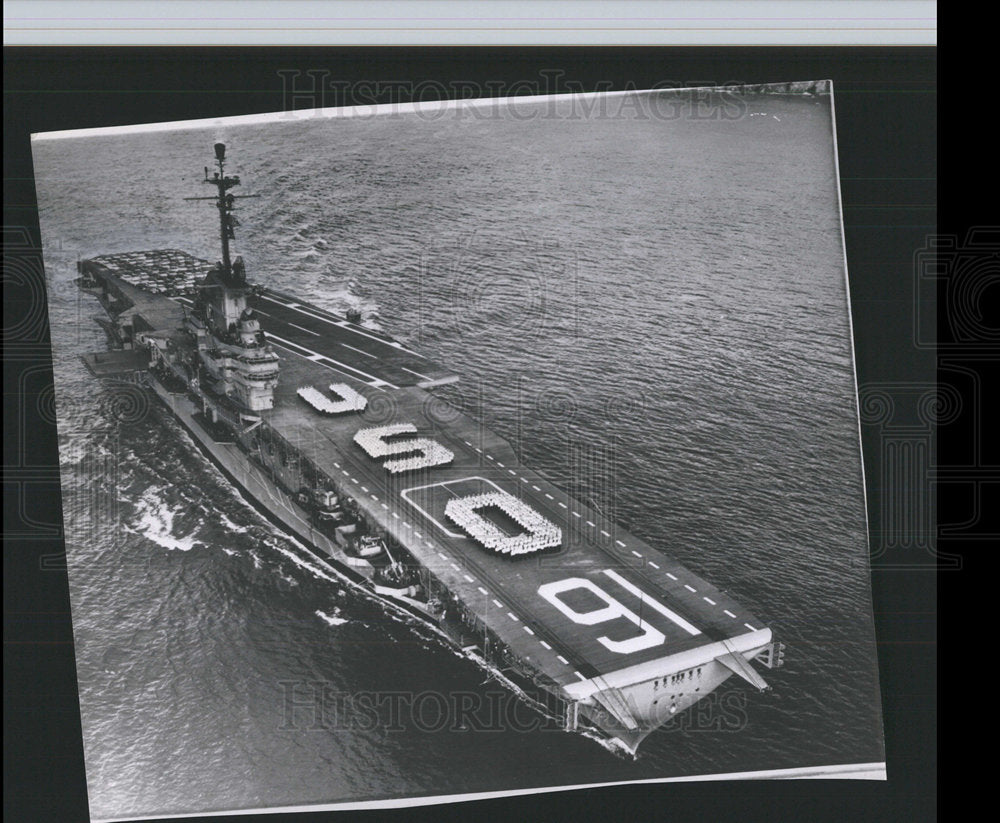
[5,47,941,823]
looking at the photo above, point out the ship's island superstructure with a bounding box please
[77,144,783,754]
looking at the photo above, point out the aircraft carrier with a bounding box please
[76,143,783,754]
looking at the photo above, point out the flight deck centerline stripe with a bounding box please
[703,597,717,605]
[507,612,519,621]
[557,655,569,664]
[666,573,678,580]
[615,540,626,547]
[724,610,737,618]
[631,550,642,558]
[649,562,660,569]
[493,599,504,609]
[540,641,551,649]
[602,569,701,636]
[477,587,488,595]
[744,623,757,631]
[523,626,534,635]
[684,585,697,592]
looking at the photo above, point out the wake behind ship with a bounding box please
[76,143,784,754]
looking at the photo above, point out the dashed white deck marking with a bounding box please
[572,512,582,518]
[523,626,535,635]
[724,610,737,618]
[744,623,757,631]
[492,599,504,609]
[463,574,476,583]
[260,293,426,357]
[267,331,397,387]
[285,320,321,337]
[401,365,433,380]
[532,485,541,491]
[339,341,378,359]
[631,550,643,558]
[438,552,448,560]
[684,584,697,592]
[573,671,587,681]
[540,641,551,650]
[477,587,488,595]
[391,511,399,518]
[600,530,610,537]
[558,502,568,509]
[649,562,660,569]
[666,573,678,581]
[360,486,369,492]
[615,540,626,548]
[703,597,717,605]
[507,612,520,622]
[545,493,554,500]
[586,521,596,528]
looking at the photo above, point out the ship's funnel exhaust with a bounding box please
[214,142,226,161]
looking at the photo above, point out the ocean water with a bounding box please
[33,91,883,819]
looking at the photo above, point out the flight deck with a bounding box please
[80,249,769,696]
[249,289,769,693]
